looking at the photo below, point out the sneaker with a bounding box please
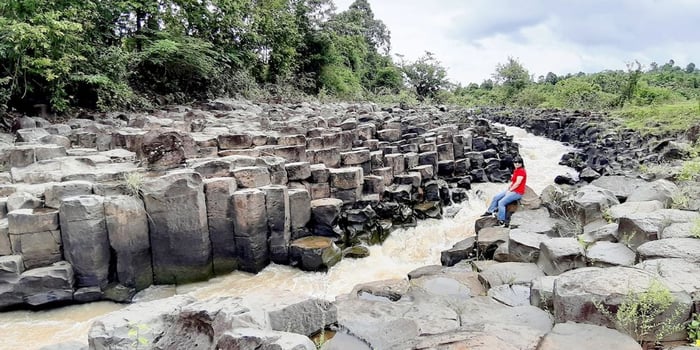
[481,211,492,217]
[497,220,510,228]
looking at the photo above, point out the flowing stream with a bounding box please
[0,125,576,349]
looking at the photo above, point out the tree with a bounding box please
[328,0,390,54]
[619,60,642,107]
[480,79,494,90]
[400,51,449,99]
[686,62,696,74]
[544,72,559,85]
[493,56,530,100]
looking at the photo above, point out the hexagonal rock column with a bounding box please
[289,236,342,271]
[310,198,343,236]
[7,208,62,269]
[261,185,291,264]
[142,171,213,284]
[59,195,110,288]
[289,189,311,238]
[104,195,153,291]
[231,189,269,273]
[204,178,238,275]
[329,167,363,204]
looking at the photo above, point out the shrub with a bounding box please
[594,279,686,344]
[131,37,225,103]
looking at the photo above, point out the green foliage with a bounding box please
[612,100,700,134]
[550,78,618,110]
[513,84,552,108]
[319,63,362,98]
[0,6,90,112]
[123,172,145,198]
[691,218,700,238]
[400,51,449,99]
[678,159,700,182]
[493,56,531,101]
[689,313,700,344]
[132,36,225,103]
[127,322,150,349]
[594,279,686,344]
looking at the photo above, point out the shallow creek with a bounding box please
[0,125,576,349]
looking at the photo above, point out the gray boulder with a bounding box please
[289,236,341,271]
[536,237,586,276]
[590,176,646,201]
[637,238,700,263]
[508,229,551,263]
[636,258,700,298]
[552,266,692,341]
[626,179,678,206]
[537,322,641,350]
[571,185,619,225]
[479,262,545,288]
[585,241,636,267]
[215,328,315,350]
[6,191,43,212]
[88,295,196,350]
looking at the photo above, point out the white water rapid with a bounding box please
[0,125,576,349]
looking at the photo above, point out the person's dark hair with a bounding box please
[513,156,525,168]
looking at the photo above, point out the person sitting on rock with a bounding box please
[482,156,527,227]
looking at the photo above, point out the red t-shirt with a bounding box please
[511,167,527,195]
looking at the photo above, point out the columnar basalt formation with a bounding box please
[0,100,523,309]
[472,107,697,180]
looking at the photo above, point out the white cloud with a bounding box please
[333,0,700,84]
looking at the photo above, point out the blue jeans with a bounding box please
[487,190,522,221]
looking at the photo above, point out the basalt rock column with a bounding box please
[59,195,110,288]
[231,189,269,273]
[104,195,153,291]
[6,208,61,269]
[142,170,213,284]
[261,185,291,264]
[204,178,238,274]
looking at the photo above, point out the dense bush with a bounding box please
[131,37,225,103]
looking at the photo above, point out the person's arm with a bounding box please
[508,176,523,192]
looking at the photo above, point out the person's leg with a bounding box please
[497,192,523,222]
[487,190,506,214]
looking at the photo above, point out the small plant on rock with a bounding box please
[594,279,686,346]
[123,172,145,198]
[127,322,150,349]
[691,218,700,239]
[688,313,700,346]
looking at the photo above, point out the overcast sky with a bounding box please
[334,0,700,85]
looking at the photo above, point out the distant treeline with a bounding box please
[1,0,699,116]
[449,57,700,111]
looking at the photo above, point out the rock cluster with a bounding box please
[476,107,696,181]
[0,100,521,309]
[428,176,700,349]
